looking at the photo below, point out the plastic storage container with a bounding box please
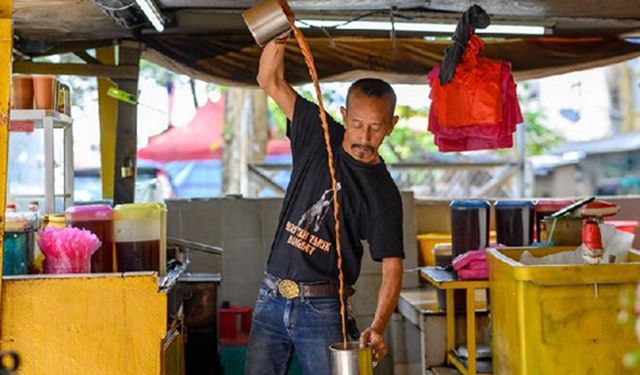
[495,200,534,246]
[605,220,639,234]
[4,213,32,275]
[219,304,252,346]
[11,75,33,109]
[416,233,451,266]
[66,204,115,273]
[114,203,166,275]
[488,247,640,375]
[33,75,57,110]
[540,216,583,246]
[450,200,490,259]
[534,199,573,242]
[43,214,66,229]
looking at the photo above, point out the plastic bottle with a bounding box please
[27,201,44,273]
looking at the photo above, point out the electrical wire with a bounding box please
[295,11,379,30]
[94,0,136,12]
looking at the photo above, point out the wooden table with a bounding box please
[420,267,491,375]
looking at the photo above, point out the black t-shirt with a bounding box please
[266,95,404,286]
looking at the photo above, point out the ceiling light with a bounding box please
[296,19,545,36]
[135,0,165,32]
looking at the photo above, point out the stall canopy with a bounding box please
[137,97,290,162]
[142,35,640,85]
[12,0,640,85]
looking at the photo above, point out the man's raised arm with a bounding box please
[257,36,297,121]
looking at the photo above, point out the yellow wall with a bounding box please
[1,274,167,375]
[0,0,14,299]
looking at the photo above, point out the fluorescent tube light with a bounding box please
[135,0,165,32]
[296,19,545,36]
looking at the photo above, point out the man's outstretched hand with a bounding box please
[359,326,387,361]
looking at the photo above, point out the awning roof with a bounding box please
[13,0,640,85]
[142,35,640,85]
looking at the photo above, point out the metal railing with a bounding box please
[249,161,527,199]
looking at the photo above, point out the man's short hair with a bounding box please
[346,78,397,114]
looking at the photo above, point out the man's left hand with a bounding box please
[359,326,387,361]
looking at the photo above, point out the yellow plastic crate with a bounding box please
[417,232,498,266]
[416,233,451,266]
[488,247,640,375]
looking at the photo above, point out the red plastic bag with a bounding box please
[429,63,520,139]
[428,54,523,152]
[429,36,503,127]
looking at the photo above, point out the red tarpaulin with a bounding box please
[138,97,291,162]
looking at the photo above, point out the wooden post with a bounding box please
[223,89,269,197]
[97,47,118,200]
[113,44,141,204]
[250,89,268,196]
[0,0,13,320]
[223,88,249,196]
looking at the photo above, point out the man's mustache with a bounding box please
[351,144,374,153]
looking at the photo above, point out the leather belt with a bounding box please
[263,273,354,300]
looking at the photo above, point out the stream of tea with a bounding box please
[278,0,349,349]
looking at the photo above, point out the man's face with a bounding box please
[340,90,399,164]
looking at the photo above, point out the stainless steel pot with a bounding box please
[242,0,292,47]
[329,341,374,375]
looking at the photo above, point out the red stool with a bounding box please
[219,304,252,346]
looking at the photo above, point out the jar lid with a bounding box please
[534,199,574,213]
[66,204,113,221]
[114,203,166,220]
[580,200,620,218]
[450,200,490,209]
[5,212,32,232]
[495,200,534,208]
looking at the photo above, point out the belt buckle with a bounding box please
[278,279,300,299]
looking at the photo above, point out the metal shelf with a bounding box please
[7,109,74,213]
[10,109,72,128]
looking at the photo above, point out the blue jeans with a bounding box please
[245,284,347,375]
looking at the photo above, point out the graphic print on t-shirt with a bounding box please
[284,182,341,256]
[298,182,342,232]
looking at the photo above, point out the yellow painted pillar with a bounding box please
[0,0,14,295]
[97,47,118,200]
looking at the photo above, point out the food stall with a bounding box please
[1,0,640,375]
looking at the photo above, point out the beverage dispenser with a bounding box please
[450,200,490,259]
[66,204,115,273]
[4,212,32,275]
[114,203,166,275]
[495,200,534,246]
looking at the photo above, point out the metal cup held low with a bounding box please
[329,341,374,375]
[242,0,293,47]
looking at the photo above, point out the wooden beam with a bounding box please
[248,165,286,194]
[12,61,138,79]
[23,39,116,58]
[97,47,118,200]
[160,0,425,10]
[0,0,13,318]
[74,51,103,65]
[113,45,141,204]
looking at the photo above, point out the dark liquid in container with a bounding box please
[451,209,490,258]
[116,240,160,272]
[496,207,534,246]
[69,220,115,273]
